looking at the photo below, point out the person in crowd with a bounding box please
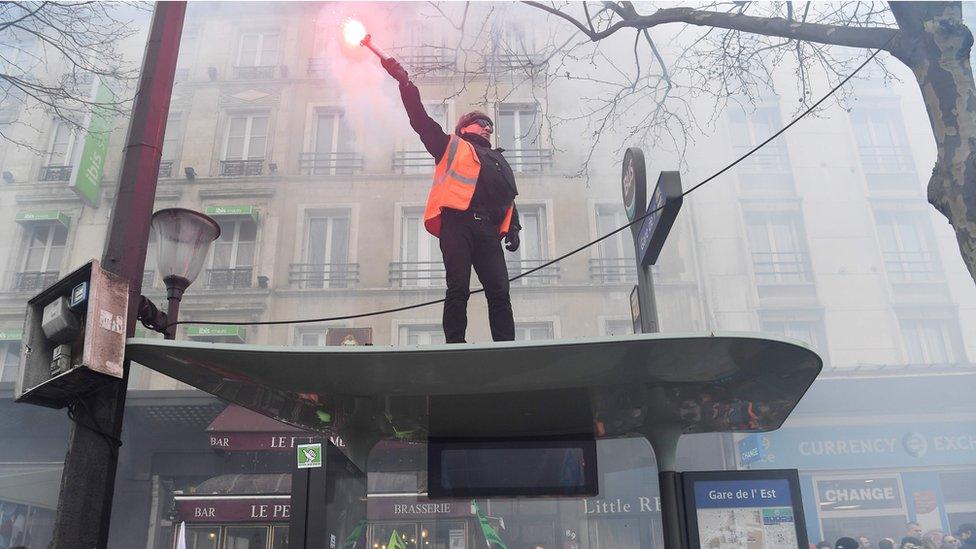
[902,536,924,549]
[957,524,976,548]
[943,535,963,549]
[817,541,834,549]
[907,523,924,540]
[837,537,860,549]
[860,535,873,548]
[879,539,895,549]
[924,530,947,549]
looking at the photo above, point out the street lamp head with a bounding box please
[150,208,220,288]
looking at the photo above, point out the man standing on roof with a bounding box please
[382,57,521,343]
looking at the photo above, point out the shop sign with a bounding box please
[186,325,246,341]
[0,328,23,341]
[204,205,259,222]
[297,443,322,469]
[176,496,291,523]
[69,77,115,206]
[367,496,471,520]
[740,422,976,469]
[583,495,660,515]
[208,432,344,451]
[815,477,902,510]
[738,434,767,466]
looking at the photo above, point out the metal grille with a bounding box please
[506,149,553,173]
[299,152,364,176]
[392,151,435,173]
[39,165,72,181]
[233,65,276,79]
[158,160,173,179]
[858,145,915,175]
[883,250,940,282]
[14,271,60,292]
[390,261,446,287]
[220,159,264,177]
[400,53,456,77]
[507,259,559,285]
[206,267,253,289]
[307,58,328,77]
[752,251,812,284]
[289,263,359,289]
[482,53,546,74]
[588,258,637,283]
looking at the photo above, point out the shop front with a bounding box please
[173,491,291,549]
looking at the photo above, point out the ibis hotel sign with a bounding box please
[69,77,116,206]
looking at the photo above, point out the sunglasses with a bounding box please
[473,119,493,130]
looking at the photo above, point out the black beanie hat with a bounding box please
[455,110,493,135]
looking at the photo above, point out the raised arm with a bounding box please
[382,58,450,162]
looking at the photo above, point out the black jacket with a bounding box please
[397,80,520,230]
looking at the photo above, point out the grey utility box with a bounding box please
[17,260,129,408]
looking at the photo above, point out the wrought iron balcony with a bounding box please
[232,65,277,80]
[393,150,435,174]
[883,250,941,282]
[206,267,253,289]
[482,53,546,74]
[507,258,560,285]
[389,261,446,287]
[289,263,359,289]
[400,53,456,77]
[751,251,813,284]
[14,270,59,292]
[506,148,553,173]
[39,165,72,181]
[588,257,637,283]
[142,269,155,290]
[732,147,792,174]
[858,145,916,175]
[220,159,264,177]
[299,152,364,176]
[158,160,173,179]
[307,58,329,78]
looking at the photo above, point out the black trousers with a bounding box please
[439,209,515,343]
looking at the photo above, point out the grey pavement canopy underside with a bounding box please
[126,332,822,447]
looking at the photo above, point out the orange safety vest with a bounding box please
[423,135,514,238]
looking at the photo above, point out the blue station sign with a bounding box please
[634,171,682,266]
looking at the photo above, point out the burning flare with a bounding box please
[342,19,367,46]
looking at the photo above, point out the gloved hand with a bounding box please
[504,228,520,252]
[382,57,409,83]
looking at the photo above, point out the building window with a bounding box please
[759,317,827,359]
[398,324,445,346]
[300,109,361,175]
[396,102,448,174]
[41,119,77,181]
[728,105,792,189]
[515,321,554,341]
[207,218,256,289]
[235,31,279,78]
[395,208,443,287]
[293,211,355,288]
[603,318,634,336]
[497,103,550,172]
[850,106,917,189]
[506,204,557,285]
[744,211,812,286]
[898,316,963,365]
[297,328,326,346]
[875,210,941,282]
[159,111,182,177]
[16,224,67,291]
[221,113,268,176]
[592,204,636,283]
[0,341,21,383]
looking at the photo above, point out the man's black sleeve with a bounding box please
[398,81,450,163]
[510,204,521,231]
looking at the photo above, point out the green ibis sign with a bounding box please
[69,78,116,207]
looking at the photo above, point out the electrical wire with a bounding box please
[167,39,894,330]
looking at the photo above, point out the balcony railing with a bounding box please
[206,267,253,289]
[174,68,190,82]
[400,53,455,76]
[393,150,435,174]
[883,250,941,282]
[307,58,329,78]
[752,251,813,284]
[299,152,364,176]
[39,165,72,182]
[158,160,174,179]
[14,271,59,292]
[732,147,791,174]
[482,53,546,74]
[858,145,915,175]
[588,257,637,283]
[507,259,559,285]
[506,148,553,173]
[220,159,264,177]
[289,263,360,289]
[232,65,277,80]
[390,261,446,287]
[142,269,156,290]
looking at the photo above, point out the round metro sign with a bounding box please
[621,147,647,222]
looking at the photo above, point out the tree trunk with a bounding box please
[890,2,976,282]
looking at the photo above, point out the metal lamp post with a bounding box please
[138,208,220,339]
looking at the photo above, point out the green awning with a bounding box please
[186,325,246,343]
[204,205,258,222]
[15,210,70,228]
[0,328,23,341]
